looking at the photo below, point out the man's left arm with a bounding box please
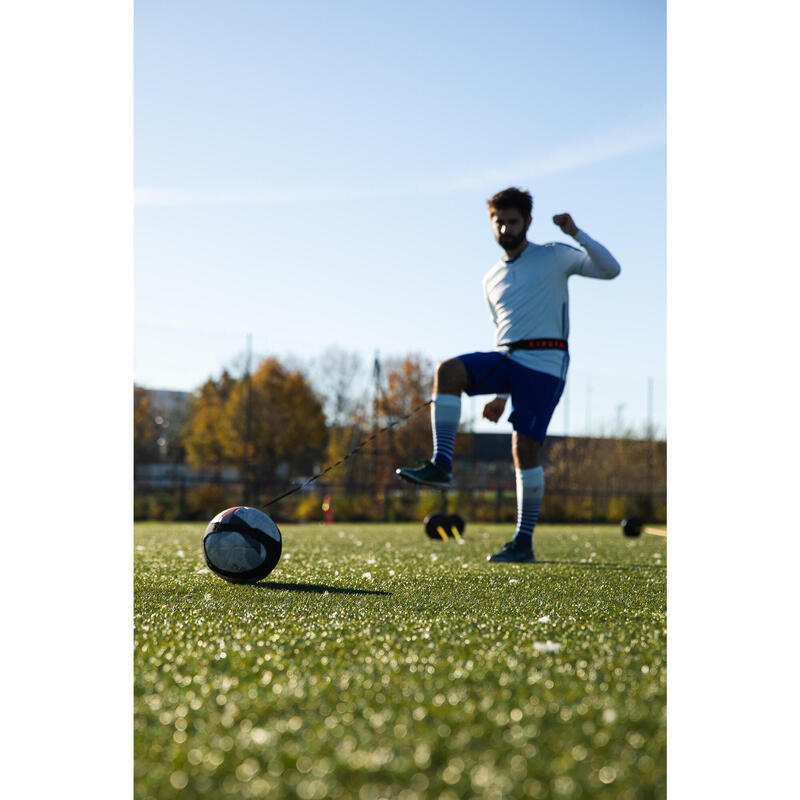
[553,213,621,279]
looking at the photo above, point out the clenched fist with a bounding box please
[482,397,507,423]
[553,213,578,237]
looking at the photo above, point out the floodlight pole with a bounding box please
[242,333,253,505]
[372,351,381,431]
[372,350,382,501]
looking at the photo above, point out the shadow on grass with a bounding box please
[257,581,390,596]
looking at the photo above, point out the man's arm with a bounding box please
[553,213,621,279]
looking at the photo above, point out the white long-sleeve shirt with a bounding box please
[482,229,620,380]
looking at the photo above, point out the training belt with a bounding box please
[504,338,568,352]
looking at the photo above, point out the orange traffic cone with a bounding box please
[322,494,334,524]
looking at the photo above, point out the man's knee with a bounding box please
[512,432,542,469]
[435,358,467,394]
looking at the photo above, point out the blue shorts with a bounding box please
[458,351,565,442]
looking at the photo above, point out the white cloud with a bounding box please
[418,112,665,195]
[135,113,665,207]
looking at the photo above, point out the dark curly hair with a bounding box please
[487,187,533,220]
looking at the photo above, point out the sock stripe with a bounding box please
[431,395,460,469]
[513,467,544,545]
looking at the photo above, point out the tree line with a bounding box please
[134,349,436,485]
[134,348,666,523]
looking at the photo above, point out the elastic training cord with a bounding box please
[262,399,433,507]
[262,351,514,508]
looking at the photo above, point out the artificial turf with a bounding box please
[134,521,666,799]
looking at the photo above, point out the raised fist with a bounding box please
[553,213,578,237]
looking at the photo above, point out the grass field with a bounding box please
[134,521,666,799]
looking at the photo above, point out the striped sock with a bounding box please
[431,393,461,470]
[513,466,544,547]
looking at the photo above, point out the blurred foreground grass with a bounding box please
[134,522,666,799]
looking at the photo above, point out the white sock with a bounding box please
[513,466,544,546]
[431,393,460,469]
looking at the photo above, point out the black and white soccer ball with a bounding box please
[203,506,282,584]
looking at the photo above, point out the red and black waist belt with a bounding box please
[504,338,568,352]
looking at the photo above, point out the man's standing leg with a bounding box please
[488,432,542,562]
[511,433,544,548]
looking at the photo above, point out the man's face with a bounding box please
[489,207,530,251]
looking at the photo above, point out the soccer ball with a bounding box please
[203,506,282,583]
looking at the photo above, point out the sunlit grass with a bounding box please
[134,521,666,799]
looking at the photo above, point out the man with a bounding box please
[396,187,620,563]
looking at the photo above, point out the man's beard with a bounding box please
[499,232,525,250]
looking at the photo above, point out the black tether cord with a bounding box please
[261,348,521,508]
[262,398,434,507]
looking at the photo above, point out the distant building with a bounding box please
[454,430,666,496]
[135,461,240,489]
[458,431,620,462]
[135,386,192,464]
[142,388,191,419]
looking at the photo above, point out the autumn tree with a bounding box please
[377,353,435,469]
[182,370,237,473]
[223,357,327,483]
[377,354,474,468]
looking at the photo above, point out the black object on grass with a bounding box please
[424,512,450,540]
[424,512,466,540]
[621,516,644,538]
[447,513,466,537]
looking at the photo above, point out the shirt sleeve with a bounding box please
[569,230,621,279]
[483,277,498,326]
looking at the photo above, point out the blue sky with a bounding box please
[5,3,800,791]
[135,0,665,436]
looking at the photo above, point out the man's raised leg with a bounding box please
[395,358,467,488]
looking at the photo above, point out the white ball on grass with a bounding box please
[202,506,282,584]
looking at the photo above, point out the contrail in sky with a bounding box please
[136,113,664,207]
[416,113,665,195]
